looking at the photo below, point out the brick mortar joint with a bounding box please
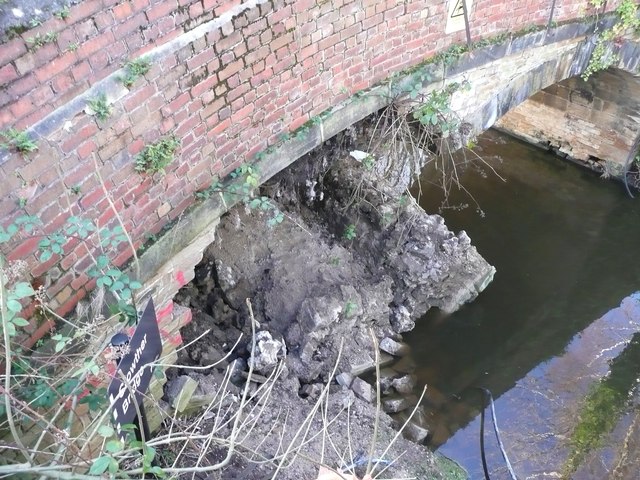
[0,0,270,168]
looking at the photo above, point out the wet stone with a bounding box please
[403,420,430,444]
[165,375,198,412]
[336,372,354,388]
[390,305,415,333]
[392,374,416,394]
[380,337,410,357]
[379,367,401,394]
[383,394,419,413]
[351,377,374,403]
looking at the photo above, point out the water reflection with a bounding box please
[405,129,640,477]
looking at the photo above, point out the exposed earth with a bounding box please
[165,126,495,479]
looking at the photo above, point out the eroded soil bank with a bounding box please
[166,128,495,479]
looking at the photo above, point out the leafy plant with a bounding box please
[87,93,112,121]
[134,136,180,175]
[195,179,223,200]
[247,196,284,227]
[36,215,141,322]
[1,128,38,154]
[120,57,152,88]
[26,32,58,50]
[342,224,357,240]
[54,5,71,19]
[582,0,639,80]
[343,300,358,318]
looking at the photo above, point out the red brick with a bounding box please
[0,63,19,84]
[71,60,92,82]
[31,85,55,106]
[56,289,87,318]
[34,51,77,82]
[51,72,75,94]
[76,140,97,160]
[10,97,34,119]
[14,106,53,130]
[7,236,40,261]
[78,32,115,59]
[115,13,147,38]
[123,83,156,112]
[61,123,99,152]
[218,59,244,81]
[74,18,98,41]
[95,10,117,29]
[146,2,177,21]
[7,74,36,97]
[69,0,104,23]
[0,39,27,65]
[187,47,217,71]
[113,2,134,20]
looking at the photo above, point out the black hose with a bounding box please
[479,390,491,480]
[477,388,518,480]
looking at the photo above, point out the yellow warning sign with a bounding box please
[445,0,473,34]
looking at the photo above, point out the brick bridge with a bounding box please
[1,0,639,423]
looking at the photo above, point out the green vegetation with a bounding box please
[0,128,38,155]
[134,135,180,175]
[86,93,112,121]
[26,32,58,50]
[342,224,357,240]
[54,5,71,20]
[196,164,284,227]
[120,57,152,88]
[563,331,640,477]
[0,211,142,441]
[343,300,358,318]
[582,0,640,80]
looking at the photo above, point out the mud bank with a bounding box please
[167,132,494,479]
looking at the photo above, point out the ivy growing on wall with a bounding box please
[582,0,640,80]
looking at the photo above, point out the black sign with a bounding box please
[108,298,162,441]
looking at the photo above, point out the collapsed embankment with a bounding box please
[165,128,495,479]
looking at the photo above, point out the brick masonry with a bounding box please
[1,1,625,314]
[0,0,634,434]
[497,68,640,170]
[0,0,636,446]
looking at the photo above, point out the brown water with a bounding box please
[406,129,640,478]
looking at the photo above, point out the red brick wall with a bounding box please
[0,0,618,315]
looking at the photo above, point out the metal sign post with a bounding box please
[108,298,163,442]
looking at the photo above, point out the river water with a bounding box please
[406,129,640,479]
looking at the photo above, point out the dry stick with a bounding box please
[37,393,80,480]
[0,256,31,463]
[270,341,344,478]
[372,385,428,477]
[115,368,148,480]
[270,402,350,468]
[237,362,285,445]
[93,157,140,279]
[127,299,260,477]
[366,329,382,477]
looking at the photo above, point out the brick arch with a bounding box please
[2,0,614,318]
[0,0,632,439]
[490,38,640,170]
